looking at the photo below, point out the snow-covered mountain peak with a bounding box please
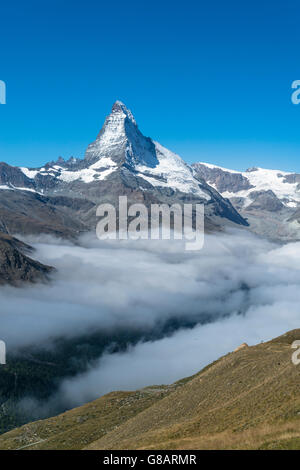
[81,101,212,198]
[111,100,136,124]
[84,100,159,169]
[14,102,216,199]
[193,162,300,209]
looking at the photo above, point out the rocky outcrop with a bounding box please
[247,190,285,212]
[193,163,254,193]
[0,232,54,285]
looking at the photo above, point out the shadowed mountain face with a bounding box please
[0,329,299,450]
[0,232,53,285]
[0,101,247,238]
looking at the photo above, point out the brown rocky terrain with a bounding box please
[0,232,54,285]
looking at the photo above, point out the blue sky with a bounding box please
[1,0,300,171]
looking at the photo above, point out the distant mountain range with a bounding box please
[0,329,299,450]
[193,163,300,241]
[1,100,300,282]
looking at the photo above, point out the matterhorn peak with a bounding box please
[111,100,136,125]
[84,100,157,167]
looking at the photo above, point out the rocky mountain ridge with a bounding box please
[193,162,300,241]
[0,232,53,285]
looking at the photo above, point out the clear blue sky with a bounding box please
[1,0,300,171]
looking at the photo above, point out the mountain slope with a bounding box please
[87,329,300,450]
[0,102,247,236]
[193,163,300,241]
[0,189,93,238]
[1,329,299,450]
[0,232,53,285]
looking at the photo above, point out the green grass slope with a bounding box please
[0,329,299,450]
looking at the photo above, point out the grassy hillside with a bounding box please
[0,325,177,434]
[0,329,300,450]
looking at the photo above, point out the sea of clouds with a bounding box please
[1,228,300,409]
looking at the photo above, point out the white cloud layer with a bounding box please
[1,229,300,409]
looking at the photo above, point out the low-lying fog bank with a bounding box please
[1,229,300,413]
